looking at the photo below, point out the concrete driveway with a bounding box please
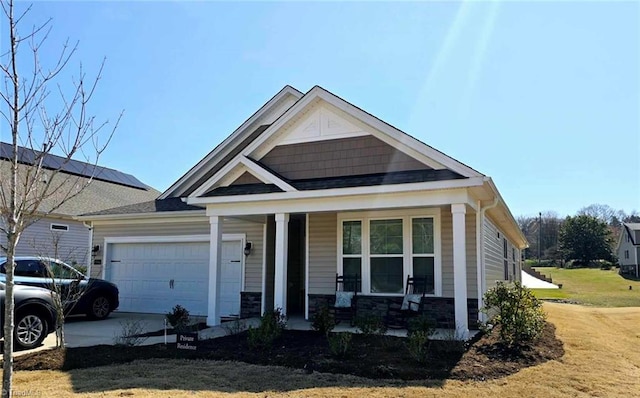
[13,312,170,356]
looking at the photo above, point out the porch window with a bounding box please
[370,219,403,293]
[412,218,435,294]
[342,221,362,288]
[338,210,441,296]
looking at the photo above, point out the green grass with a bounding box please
[532,267,640,307]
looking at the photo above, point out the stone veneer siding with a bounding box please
[240,292,262,318]
[308,294,479,329]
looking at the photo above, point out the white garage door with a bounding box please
[106,242,210,315]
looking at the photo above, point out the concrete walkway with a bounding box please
[521,270,559,289]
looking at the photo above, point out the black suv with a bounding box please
[0,257,119,320]
[0,282,57,349]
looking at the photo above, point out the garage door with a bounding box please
[106,242,209,315]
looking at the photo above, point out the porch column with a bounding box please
[207,215,223,326]
[451,204,469,339]
[274,213,289,315]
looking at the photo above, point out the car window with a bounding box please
[46,261,81,279]
[15,260,46,277]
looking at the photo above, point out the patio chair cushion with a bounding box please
[334,291,355,308]
[401,294,422,312]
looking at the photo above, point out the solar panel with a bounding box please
[0,142,148,190]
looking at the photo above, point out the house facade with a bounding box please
[0,143,159,268]
[617,223,640,278]
[80,86,527,337]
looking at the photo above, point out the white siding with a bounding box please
[618,229,638,266]
[308,212,337,294]
[1,217,90,266]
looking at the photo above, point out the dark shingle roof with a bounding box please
[203,169,466,197]
[0,142,148,190]
[83,197,202,216]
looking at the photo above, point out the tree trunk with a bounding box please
[2,236,18,398]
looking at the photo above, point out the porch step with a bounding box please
[523,265,553,284]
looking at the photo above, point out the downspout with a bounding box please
[477,196,499,324]
[83,221,93,278]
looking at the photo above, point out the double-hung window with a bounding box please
[339,210,440,296]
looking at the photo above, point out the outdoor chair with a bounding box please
[330,273,360,325]
[387,275,428,329]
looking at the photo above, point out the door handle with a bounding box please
[169,279,174,289]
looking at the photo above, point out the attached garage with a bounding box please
[104,239,210,315]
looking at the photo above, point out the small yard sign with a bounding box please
[176,332,198,351]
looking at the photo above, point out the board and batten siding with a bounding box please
[440,208,478,298]
[308,212,338,294]
[91,217,264,292]
[2,217,90,266]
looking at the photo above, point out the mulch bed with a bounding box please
[9,322,563,381]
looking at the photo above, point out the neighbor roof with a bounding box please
[82,197,202,216]
[0,142,148,190]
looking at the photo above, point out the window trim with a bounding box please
[337,208,441,297]
[50,223,69,232]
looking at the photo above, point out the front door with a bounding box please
[218,240,243,317]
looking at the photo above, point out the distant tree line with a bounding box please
[517,204,640,266]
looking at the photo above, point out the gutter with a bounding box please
[477,195,499,324]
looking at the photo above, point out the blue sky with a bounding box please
[1,1,638,217]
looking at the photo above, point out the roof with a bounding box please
[0,142,160,216]
[82,197,202,216]
[204,169,466,197]
[0,142,148,190]
[624,223,640,231]
[623,223,640,246]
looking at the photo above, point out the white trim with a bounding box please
[160,86,303,199]
[261,223,268,316]
[274,213,289,314]
[87,222,93,277]
[304,213,310,320]
[104,235,210,244]
[451,203,469,338]
[336,208,442,297]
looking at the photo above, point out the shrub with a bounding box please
[354,314,387,337]
[113,319,149,347]
[311,305,335,337]
[247,308,287,349]
[407,315,435,338]
[481,281,546,346]
[328,332,352,358]
[406,330,431,364]
[166,305,191,332]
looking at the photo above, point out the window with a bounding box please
[15,260,46,277]
[503,238,509,280]
[50,223,69,232]
[412,218,435,294]
[342,221,362,287]
[370,219,404,293]
[339,210,440,296]
[625,250,630,259]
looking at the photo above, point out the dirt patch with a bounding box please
[9,322,563,381]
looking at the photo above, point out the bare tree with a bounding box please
[0,1,120,396]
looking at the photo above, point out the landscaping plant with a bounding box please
[354,314,387,337]
[328,332,353,358]
[166,305,191,332]
[311,305,335,337]
[482,281,546,347]
[247,308,287,349]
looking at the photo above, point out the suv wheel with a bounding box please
[15,313,47,349]
[87,295,111,320]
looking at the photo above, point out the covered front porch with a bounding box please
[206,199,482,338]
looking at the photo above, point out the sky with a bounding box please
[0,1,638,218]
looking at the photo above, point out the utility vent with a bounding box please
[50,223,69,231]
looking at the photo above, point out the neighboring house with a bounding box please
[0,142,159,269]
[79,85,527,337]
[617,223,640,278]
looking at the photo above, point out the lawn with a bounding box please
[10,303,640,397]
[532,267,640,307]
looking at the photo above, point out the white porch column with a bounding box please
[207,215,223,326]
[274,213,289,315]
[451,204,469,339]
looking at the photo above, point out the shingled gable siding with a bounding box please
[259,135,432,180]
[90,218,264,293]
[231,172,262,185]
